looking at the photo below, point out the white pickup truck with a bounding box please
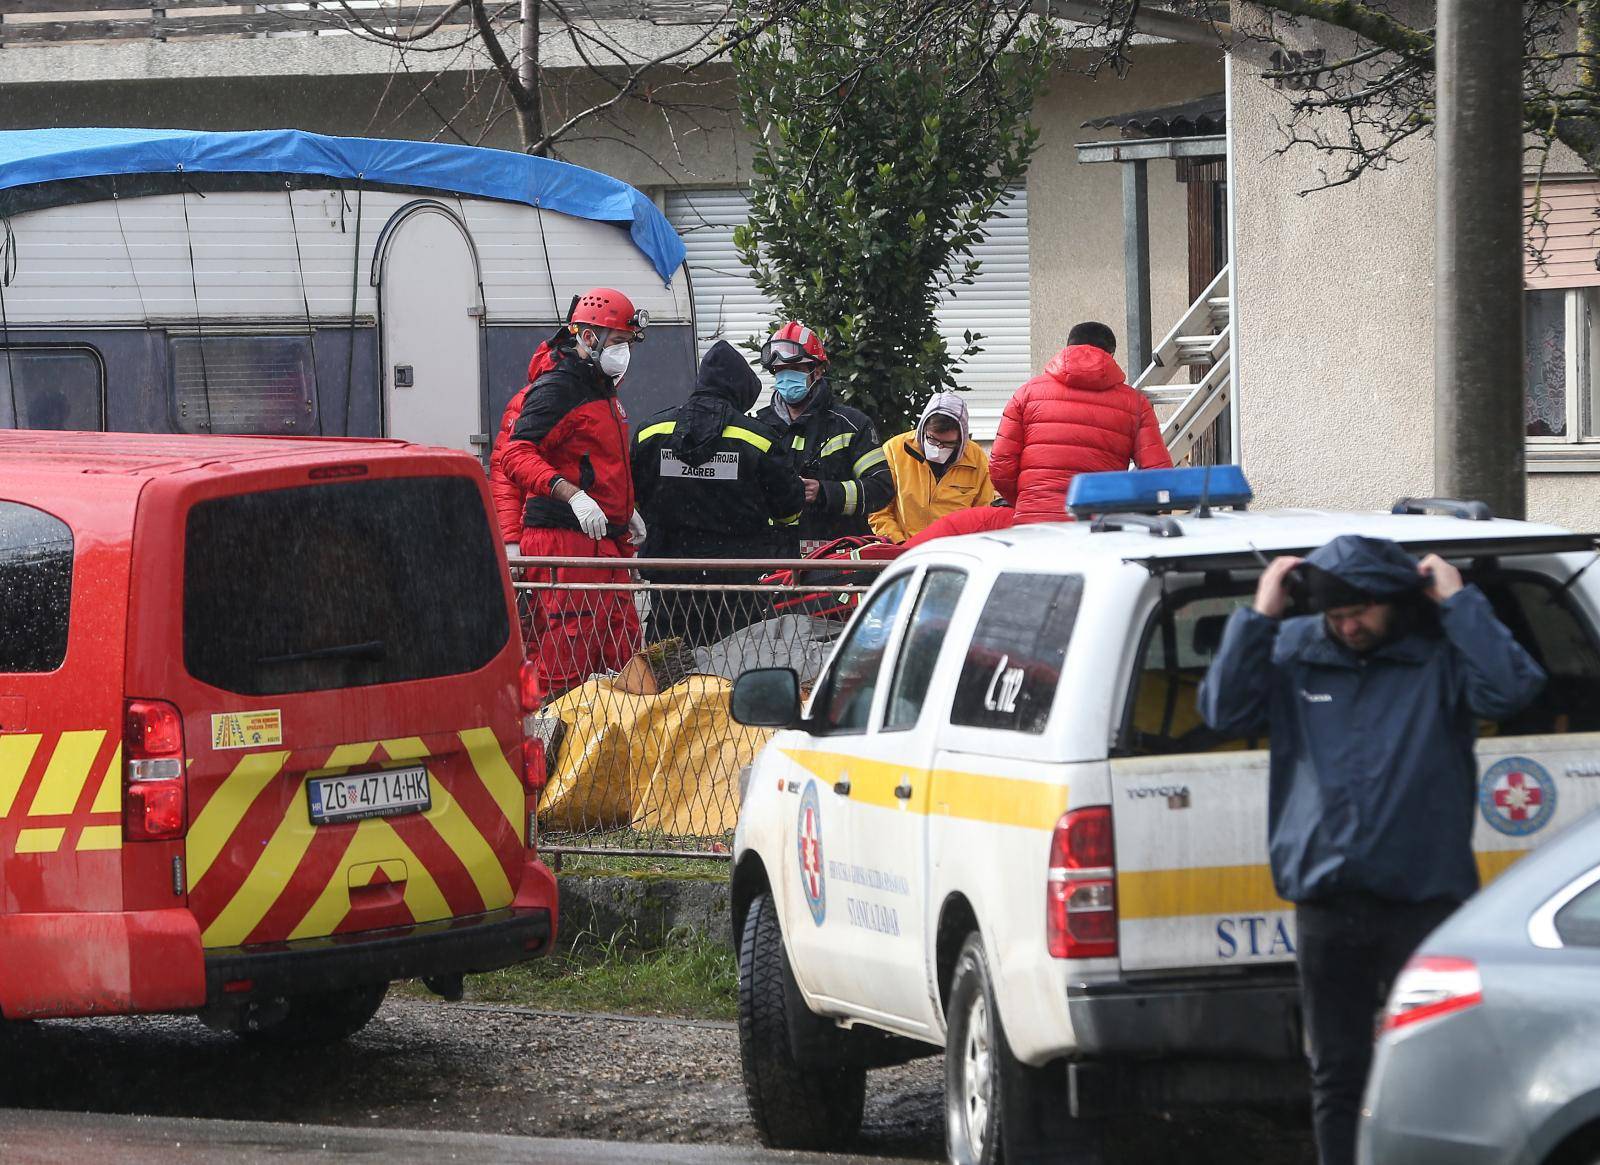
[728,470,1600,1165]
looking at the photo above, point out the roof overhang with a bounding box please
[1075,135,1226,164]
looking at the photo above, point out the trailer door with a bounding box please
[379,204,484,455]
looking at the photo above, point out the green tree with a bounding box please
[732,0,1049,432]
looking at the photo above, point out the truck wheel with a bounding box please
[237,982,389,1046]
[737,891,866,1150]
[945,935,1104,1165]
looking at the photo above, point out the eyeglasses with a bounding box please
[923,432,961,450]
[760,338,817,369]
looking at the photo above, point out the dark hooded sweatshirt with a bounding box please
[1198,535,1546,905]
[631,340,806,558]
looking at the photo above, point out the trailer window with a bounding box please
[0,347,104,431]
[0,501,73,673]
[170,334,317,435]
[183,476,509,695]
[951,573,1083,735]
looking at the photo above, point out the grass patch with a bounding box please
[549,851,730,880]
[402,926,738,1022]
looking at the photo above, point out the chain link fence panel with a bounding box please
[511,556,889,859]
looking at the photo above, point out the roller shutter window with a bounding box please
[1524,181,1600,441]
[665,187,1030,438]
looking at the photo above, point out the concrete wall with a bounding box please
[1031,44,1224,367]
[0,41,1222,375]
[1229,3,1600,525]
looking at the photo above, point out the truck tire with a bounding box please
[237,982,389,1046]
[737,891,866,1151]
[945,934,1104,1165]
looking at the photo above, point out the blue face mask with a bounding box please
[772,369,812,404]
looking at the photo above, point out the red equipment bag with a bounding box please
[761,535,902,621]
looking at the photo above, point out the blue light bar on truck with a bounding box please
[1066,466,1253,518]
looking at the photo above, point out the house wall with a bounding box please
[0,43,1223,381]
[1228,2,1600,526]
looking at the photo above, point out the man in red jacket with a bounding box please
[502,288,649,702]
[990,321,1172,524]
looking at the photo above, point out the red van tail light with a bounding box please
[124,699,187,842]
[520,659,541,714]
[1381,956,1483,1034]
[520,734,548,795]
[1047,806,1117,960]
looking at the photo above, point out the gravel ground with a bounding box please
[0,997,1313,1163]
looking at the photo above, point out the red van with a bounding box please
[0,432,556,1042]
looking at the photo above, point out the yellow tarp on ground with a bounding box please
[538,674,773,837]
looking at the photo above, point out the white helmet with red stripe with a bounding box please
[760,321,828,371]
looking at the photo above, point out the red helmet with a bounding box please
[568,288,648,339]
[760,321,828,370]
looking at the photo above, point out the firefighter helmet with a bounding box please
[760,321,828,371]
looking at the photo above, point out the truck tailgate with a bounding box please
[1109,751,1283,973]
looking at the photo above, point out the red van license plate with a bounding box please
[308,767,432,825]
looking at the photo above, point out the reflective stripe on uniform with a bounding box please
[841,480,858,515]
[722,425,773,452]
[636,421,676,442]
[791,436,806,451]
[820,433,853,459]
[776,512,801,526]
[853,447,887,477]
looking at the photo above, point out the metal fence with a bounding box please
[510,555,890,860]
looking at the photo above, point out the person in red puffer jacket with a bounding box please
[990,321,1172,524]
[489,339,559,550]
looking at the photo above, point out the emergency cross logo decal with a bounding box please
[796,779,826,926]
[1479,757,1557,837]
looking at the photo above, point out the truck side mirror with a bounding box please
[731,668,803,728]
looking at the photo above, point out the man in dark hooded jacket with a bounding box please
[1199,534,1546,1165]
[632,340,805,645]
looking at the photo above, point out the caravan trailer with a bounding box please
[0,128,697,452]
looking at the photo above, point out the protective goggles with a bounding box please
[760,337,818,369]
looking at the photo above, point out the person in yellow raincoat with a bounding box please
[869,391,995,543]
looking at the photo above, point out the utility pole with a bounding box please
[1434,0,1525,519]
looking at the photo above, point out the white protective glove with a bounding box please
[628,508,648,547]
[504,542,521,561]
[568,489,609,539]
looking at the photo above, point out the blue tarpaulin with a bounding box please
[0,127,686,283]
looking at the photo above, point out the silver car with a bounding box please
[1360,809,1600,1165]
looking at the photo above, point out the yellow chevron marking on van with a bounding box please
[187,750,291,890]
[287,817,450,941]
[202,776,318,947]
[461,727,522,834]
[1119,850,1534,921]
[308,742,380,779]
[90,746,122,814]
[380,738,431,762]
[779,751,1068,830]
[28,730,105,816]
[14,828,64,854]
[425,777,514,910]
[0,735,42,817]
[76,825,122,852]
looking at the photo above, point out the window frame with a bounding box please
[1529,861,1600,949]
[804,568,919,738]
[0,343,107,432]
[0,497,75,675]
[946,569,1085,738]
[881,566,970,734]
[1525,286,1600,451]
[166,328,320,436]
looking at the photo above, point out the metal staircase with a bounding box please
[1135,264,1232,465]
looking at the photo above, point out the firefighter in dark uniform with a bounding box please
[754,321,893,554]
[633,340,806,647]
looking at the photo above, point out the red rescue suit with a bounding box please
[502,344,641,701]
